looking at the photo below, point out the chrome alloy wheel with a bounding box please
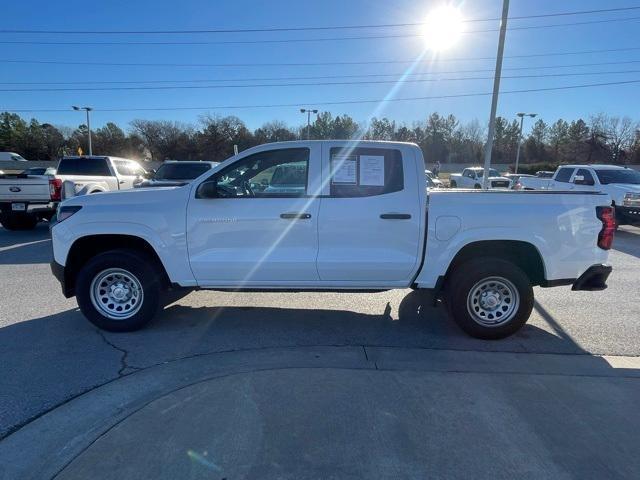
[466,276,520,327]
[90,268,144,320]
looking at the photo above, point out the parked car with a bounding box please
[50,140,614,340]
[504,173,534,189]
[0,152,28,162]
[449,167,511,189]
[135,161,218,188]
[425,169,444,188]
[513,170,558,190]
[517,164,640,226]
[0,155,147,230]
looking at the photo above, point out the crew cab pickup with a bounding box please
[449,167,511,189]
[517,164,640,226]
[50,141,615,339]
[0,155,148,230]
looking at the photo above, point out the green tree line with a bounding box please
[1,111,638,165]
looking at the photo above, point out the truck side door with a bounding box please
[316,144,424,286]
[186,145,321,285]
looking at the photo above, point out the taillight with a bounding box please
[596,206,615,250]
[49,178,62,201]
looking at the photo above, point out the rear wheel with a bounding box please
[445,258,533,339]
[449,181,457,188]
[76,249,162,332]
[0,212,38,230]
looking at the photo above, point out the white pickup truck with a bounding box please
[449,167,511,189]
[50,141,615,339]
[517,164,640,226]
[0,156,148,230]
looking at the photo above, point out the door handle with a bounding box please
[380,213,411,220]
[119,180,126,184]
[280,213,312,219]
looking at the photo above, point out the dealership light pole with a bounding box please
[514,112,537,174]
[72,106,93,155]
[300,108,318,140]
[481,0,509,189]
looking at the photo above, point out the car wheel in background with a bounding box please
[445,257,534,339]
[450,181,457,188]
[76,249,162,332]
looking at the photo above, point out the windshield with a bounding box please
[154,163,212,180]
[595,169,640,185]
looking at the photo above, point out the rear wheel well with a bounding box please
[444,240,545,287]
[65,235,169,296]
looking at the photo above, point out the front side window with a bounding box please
[113,160,132,176]
[329,147,403,197]
[207,148,309,198]
[575,169,595,185]
[555,167,575,183]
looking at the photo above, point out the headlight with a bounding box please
[623,193,640,207]
[56,205,82,223]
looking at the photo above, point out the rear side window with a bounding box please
[57,158,112,176]
[329,147,403,197]
[555,167,574,183]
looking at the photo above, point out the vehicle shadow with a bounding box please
[0,224,51,265]
[612,227,640,259]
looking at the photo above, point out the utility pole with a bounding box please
[481,0,509,189]
[514,112,537,174]
[300,108,318,140]
[72,106,93,155]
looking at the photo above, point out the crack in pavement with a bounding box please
[94,329,141,376]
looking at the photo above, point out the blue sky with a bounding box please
[1,0,639,133]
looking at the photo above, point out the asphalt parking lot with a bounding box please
[1,223,639,479]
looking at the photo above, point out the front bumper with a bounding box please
[50,260,73,298]
[572,264,612,291]
[615,205,640,226]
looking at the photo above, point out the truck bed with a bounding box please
[0,174,51,202]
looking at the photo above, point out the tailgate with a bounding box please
[0,176,51,202]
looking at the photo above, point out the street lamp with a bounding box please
[300,108,318,140]
[72,106,93,155]
[514,112,537,174]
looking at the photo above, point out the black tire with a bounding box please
[76,249,163,332]
[0,213,38,230]
[474,183,481,189]
[445,258,534,339]
[450,181,457,188]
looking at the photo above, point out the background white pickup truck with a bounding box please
[517,164,640,226]
[50,141,614,339]
[0,155,148,230]
[449,167,511,189]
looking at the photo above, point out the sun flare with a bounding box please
[422,5,464,51]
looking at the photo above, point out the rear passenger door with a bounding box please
[316,144,423,286]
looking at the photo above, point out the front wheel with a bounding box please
[76,249,162,332]
[445,258,533,339]
[449,181,457,188]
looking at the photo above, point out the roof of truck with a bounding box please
[562,164,631,170]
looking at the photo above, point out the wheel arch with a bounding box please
[64,234,171,297]
[442,240,546,288]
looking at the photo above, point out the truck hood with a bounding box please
[604,183,640,203]
[62,184,183,208]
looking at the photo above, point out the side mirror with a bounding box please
[197,180,218,198]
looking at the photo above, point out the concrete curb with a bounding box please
[1,345,639,479]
